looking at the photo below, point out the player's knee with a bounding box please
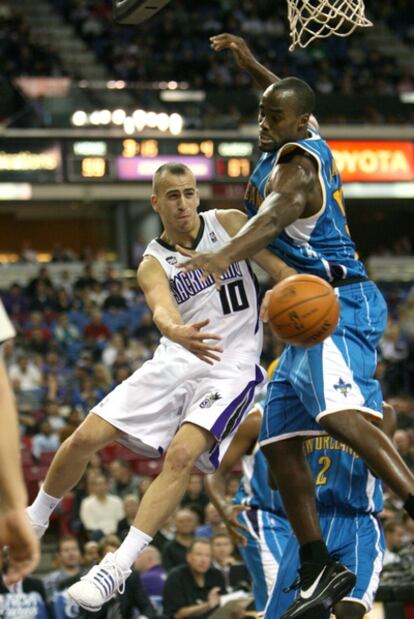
[68,426,100,456]
[333,601,365,619]
[164,442,197,475]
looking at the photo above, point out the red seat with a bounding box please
[39,451,56,465]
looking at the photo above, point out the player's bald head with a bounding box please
[265,77,315,116]
[152,162,196,195]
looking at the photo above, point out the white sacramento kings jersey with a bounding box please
[143,210,262,362]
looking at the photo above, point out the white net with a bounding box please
[286,0,373,51]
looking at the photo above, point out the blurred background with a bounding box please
[1,1,414,617]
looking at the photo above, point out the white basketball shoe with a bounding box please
[68,552,131,611]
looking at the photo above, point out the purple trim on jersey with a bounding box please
[208,365,264,469]
[246,507,260,535]
[246,260,261,334]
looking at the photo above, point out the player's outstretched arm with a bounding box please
[137,256,223,364]
[205,409,262,545]
[179,156,314,279]
[0,358,40,584]
[216,208,296,282]
[210,33,319,131]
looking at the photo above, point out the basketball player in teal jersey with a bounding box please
[206,399,291,611]
[179,35,414,618]
[267,402,396,619]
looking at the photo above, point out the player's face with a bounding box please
[152,172,200,235]
[258,89,308,151]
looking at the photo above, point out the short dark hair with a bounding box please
[152,162,193,194]
[58,535,79,552]
[187,537,211,553]
[270,77,315,116]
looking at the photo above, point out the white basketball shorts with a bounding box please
[91,342,265,473]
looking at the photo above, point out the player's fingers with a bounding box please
[192,319,210,330]
[194,331,222,341]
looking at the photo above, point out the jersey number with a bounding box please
[316,456,331,485]
[219,280,249,315]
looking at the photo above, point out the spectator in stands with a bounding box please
[109,460,140,498]
[225,475,241,501]
[32,420,60,460]
[83,309,112,346]
[26,266,53,297]
[162,508,199,570]
[2,282,29,321]
[43,398,66,433]
[117,494,140,540]
[53,313,80,350]
[74,264,98,291]
[43,536,83,601]
[181,473,209,514]
[80,474,124,540]
[102,280,128,311]
[163,538,225,619]
[134,545,167,598]
[0,558,48,619]
[9,353,43,393]
[394,429,414,471]
[210,532,250,592]
[102,333,126,368]
[196,503,223,539]
[93,363,112,396]
[83,541,100,568]
[383,519,405,565]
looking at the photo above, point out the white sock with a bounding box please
[27,486,61,524]
[114,527,152,570]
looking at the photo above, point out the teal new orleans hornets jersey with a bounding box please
[245,130,367,282]
[234,445,285,517]
[304,436,383,513]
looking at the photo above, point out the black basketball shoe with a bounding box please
[281,558,356,619]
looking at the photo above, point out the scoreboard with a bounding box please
[2,138,414,184]
[0,138,257,183]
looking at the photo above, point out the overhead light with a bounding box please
[133,109,146,131]
[112,109,126,125]
[146,111,158,129]
[71,110,88,126]
[400,92,414,104]
[160,90,205,102]
[169,113,183,135]
[124,116,135,134]
[157,112,170,132]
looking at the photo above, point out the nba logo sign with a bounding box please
[209,231,217,243]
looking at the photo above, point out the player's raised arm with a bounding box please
[137,255,222,364]
[210,33,319,131]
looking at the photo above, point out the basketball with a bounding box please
[267,274,340,347]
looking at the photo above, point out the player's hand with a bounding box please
[210,33,255,69]
[259,289,273,322]
[168,320,223,364]
[0,508,40,585]
[207,586,221,609]
[223,504,251,546]
[176,246,230,287]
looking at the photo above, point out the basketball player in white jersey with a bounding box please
[26,163,294,612]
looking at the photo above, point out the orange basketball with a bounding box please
[267,274,340,348]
